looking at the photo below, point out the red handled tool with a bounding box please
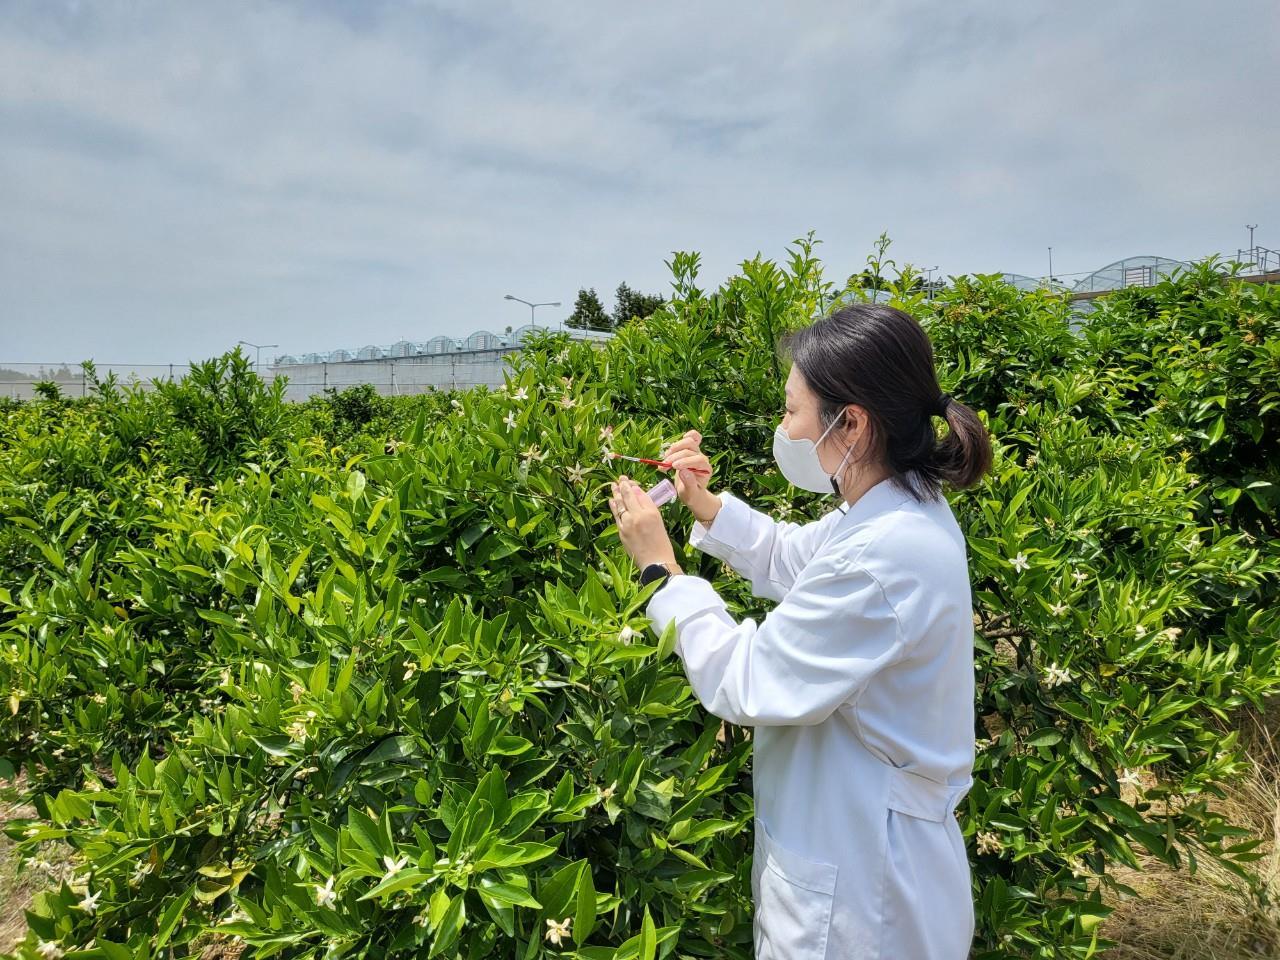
[606,452,711,475]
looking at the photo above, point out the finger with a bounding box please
[619,477,643,512]
[670,452,708,474]
[669,436,696,454]
[668,451,701,467]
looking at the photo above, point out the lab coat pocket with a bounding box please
[755,819,838,960]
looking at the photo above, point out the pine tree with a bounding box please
[565,288,611,331]
[611,282,665,328]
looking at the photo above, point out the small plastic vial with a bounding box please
[646,477,677,506]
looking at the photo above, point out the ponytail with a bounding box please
[920,395,992,495]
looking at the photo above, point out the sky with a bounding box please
[1,0,1277,366]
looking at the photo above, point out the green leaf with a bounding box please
[155,887,193,947]
[346,806,387,857]
[538,859,585,919]
[477,880,542,909]
[1207,413,1225,446]
[639,905,657,960]
[574,865,597,946]
[427,892,465,957]
[348,469,368,501]
[358,868,430,901]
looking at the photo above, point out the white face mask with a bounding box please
[772,410,857,496]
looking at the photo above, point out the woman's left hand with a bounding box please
[609,475,678,569]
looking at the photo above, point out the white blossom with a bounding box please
[382,855,410,876]
[503,411,518,431]
[1009,552,1031,573]
[1049,602,1069,617]
[314,875,338,908]
[566,463,590,484]
[1117,767,1142,788]
[511,386,529,401]
[1042,662,1073,688]
[77,889,102,915]
[618,626,636,644]
[1134,624,1148,639]
[36,940,64,959]
[545,916,573,945]
[598,425,614,441]
[976,831,1003,855]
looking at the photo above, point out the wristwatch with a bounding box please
[639,562,678,590]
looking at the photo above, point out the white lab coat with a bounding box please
[646,475,976,960]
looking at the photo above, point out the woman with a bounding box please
[608,303,993,960]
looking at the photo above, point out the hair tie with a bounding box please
[935,393,953,416]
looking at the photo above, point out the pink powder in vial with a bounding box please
[646,477,677,506]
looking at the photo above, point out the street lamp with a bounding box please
[237,340,279,371]
[504,295,562,334]
[924,265,939,301]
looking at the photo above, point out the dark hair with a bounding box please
[778,302,992,503]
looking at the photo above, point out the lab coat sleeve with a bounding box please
[688,491,845,602]
[645,551,906,726]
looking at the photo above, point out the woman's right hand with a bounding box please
[660,430,717,513]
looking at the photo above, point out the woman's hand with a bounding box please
[608,475,679,570]
[660,430,718,514]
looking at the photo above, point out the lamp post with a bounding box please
[924,265,939,301]
[237,340,279,372]
[504,295,562,334]
[1246,224,1257,253]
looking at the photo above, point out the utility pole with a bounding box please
[1246,224,1257,252]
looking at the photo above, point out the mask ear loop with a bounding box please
[828,407,858,498]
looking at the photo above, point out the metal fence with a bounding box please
[7,250,1277,403]
[0,352,531,402]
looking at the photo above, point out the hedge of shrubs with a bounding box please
[1,235,1278,958]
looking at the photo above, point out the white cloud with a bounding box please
[0,0,1276,363]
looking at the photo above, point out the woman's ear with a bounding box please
[845,404,869,450]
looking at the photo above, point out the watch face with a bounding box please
[641,563,669,585]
